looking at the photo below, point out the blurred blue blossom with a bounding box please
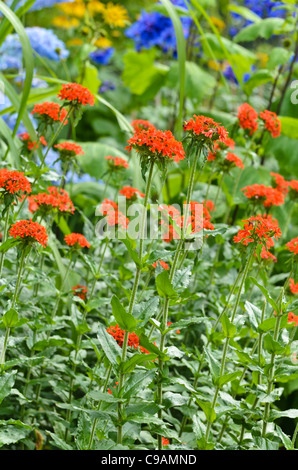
[125,0,192,54]
[89,47,114,65]
[98,81,116,94]
[4,0,74,11]
[230,1,286,36]
[0,27,69,70]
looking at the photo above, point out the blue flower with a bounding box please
[230,1,286,36]
[98,81,116,93]
[89,47,114,65]
[125,0,192,54]
[0,27,69,70]
[0,90,36,134]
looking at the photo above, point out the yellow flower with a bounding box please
[256,52,269,67]
[66,38,84,46]
[94,36,112,48]
[102,2,129,28]
[210,16,225,32]
[207,59,223,72]
[59,0,86,18]
[52,15,79,28]
[87,0,106,15]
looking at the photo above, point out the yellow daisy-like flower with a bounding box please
[59,0,86,18]
[52,15,79,28]
[66,37,84,47]
[102,2,129,28]
[94,36,112,48]
[87,0,106,15]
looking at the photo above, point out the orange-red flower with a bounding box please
[126,128,185,164]
[233,214,281,251]
[58,82,95,106]
[31,102,69,125]
[289,279,298,295]
[153,260,169,270]
[162,437,170,446]
[225,152,245,169]
[286,237,298,256]
[119,186,145,200]
[18,132,47,151]
[9,219,48,247]
[241,184,285,208]
[72,284,88,300]
[0,169,31,196]
[237,103,258,135]
[259,110,281,138]
[28,186,75,215]
[270,172,289,195]
[288,311,298,326]
[131,119,156,133]
[107,324,139,349]
[64,233,90,248]
[183,114,229,146]
[54,141,85,159]
[99,199,129,229]
[105,155,129,169]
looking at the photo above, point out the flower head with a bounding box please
[237,103,258,135]
[0,169,31,196]
[260,110,281,138]
[72,284,88,300]
[126,128,185,167]
[270,172,289,195]
[288,311,298,326]
[9,219,48,247]
[289,279,298,295]
[31,101,69,125]
[28,186,75,215]
[241,184,285,208]
[54,141,85,160]
[119,186,145,200]
[64,233,90,248]
[131,119,156,133]
[225,152,245,169]
[152,259,169,270]
[99,199,128,229]
[107,325,139,349]
[233,214,281,252]
[183,114,229,148]
[58,82,95,106]
[105,155,129,169]
[286,237,298,256]
[18,132,47,151]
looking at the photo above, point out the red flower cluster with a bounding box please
[162,438,170,447]
[270,172,289,195]
[119,186,145,199]
[259,110,281,138]
[28,186,75,215]
[286,237,298,256]
[105,155,129,169]
[288,311,298,326]
[237,103,258,135]
[287,179,298,199]
[64,233,90,248]
[72,284,88,300]
[18,132,47,151]
[152,260,169,270]
[0,169,31,196]
[99,199,129,229]
[126,128,185,164]
[207,138,235,161]
[9,219,48,247]
[289,279,298,295]
[183,114,229,145]
[54,141,85,158]
[58,82,95,106]
[158,201,214,242]
[233,214,281,258]
[241,183,285,208]
[107,324,139,349]
[131,119,156,133]
[225,152,245,169]
[31,102,69,125]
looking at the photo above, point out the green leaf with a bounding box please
[275,425,293,450]
[215,371,242,388]
[279,116,298,139]
[263,333,285,355]
[221,313,237,338]
[122,370,155,399]
[243,70,274,96]
[204,346,220,382]
[121,238,141,268]
[120,353,157,374]
[0,420,31,448]
[249,277,280,313]
[234,18,288,42]
[81,61,101,95]
[270,409,298,420]
[97,325,122,366]
[196,399,216,423]
[0,371,17,405]
[155,270,178,299]
[2,309,19,328]
[111,295,138,332]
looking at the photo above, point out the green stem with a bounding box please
[0,207,10,276]
[205,249,254,442]
[117,160,155,445]
[0,248,27,367]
